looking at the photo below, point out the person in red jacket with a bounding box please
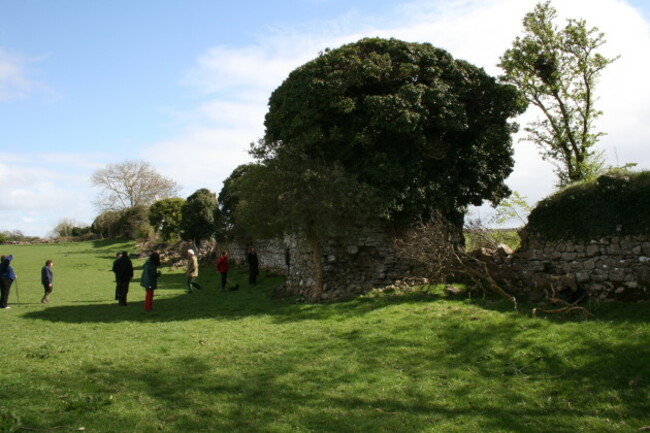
[215,251,229,290]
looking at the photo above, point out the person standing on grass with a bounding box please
[215,251,229,290]
[186,249,203,293]
[141,252,161,311]
[246,246,259,287]
[112,252,121,301]
[114,251,134,306]
[40,260,54,304]
[0,255,16,309]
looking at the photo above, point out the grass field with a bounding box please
[1,240,649,432]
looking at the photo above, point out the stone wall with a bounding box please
[220,238,289,272]
[223,226,416,300]
[282,226,416,300]
[502,233,650,301]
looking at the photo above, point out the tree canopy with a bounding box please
[257,38,526,227]
[91,159,180,211]
[149,197,185,243]
[499,1,618,187]
[180,188,219,245]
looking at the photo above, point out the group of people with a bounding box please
[113,246,260,310]
[112,251,161,311]
[0,246,261,311]
[0,255,54,309]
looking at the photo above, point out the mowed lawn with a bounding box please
[1,240,649,432]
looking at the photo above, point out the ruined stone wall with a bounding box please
[223,226,416,300]
[504,233,650,301]
[219,238,289,272]
[283,226,415,300]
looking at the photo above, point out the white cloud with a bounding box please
[0,154,103,236]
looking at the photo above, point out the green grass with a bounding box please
[465,228,521,252]
[1,240,649,432]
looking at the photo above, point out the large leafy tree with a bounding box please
[180,188,219,246]
[499,1,618,187]
[149,197,185,243]
[243,38,525,299]
[258,37,526,229]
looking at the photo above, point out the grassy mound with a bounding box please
[525,170,650,240]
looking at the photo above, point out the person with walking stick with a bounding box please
[0,255,17,309]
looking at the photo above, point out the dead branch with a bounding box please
[532,280,591,317]
[394,213,517,308]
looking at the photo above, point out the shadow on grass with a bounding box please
[5,314,650,433]
[22,273,444,325]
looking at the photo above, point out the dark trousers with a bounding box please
[0,277,13,308]
[42,283,53,303]
[187,277,202,291]
[248,269,258,286]
[220,271,227,289]
[116,280,130,305]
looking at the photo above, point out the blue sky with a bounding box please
[1,0,649,236]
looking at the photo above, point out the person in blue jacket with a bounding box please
[41,260,54,304]
[0,255,17,309]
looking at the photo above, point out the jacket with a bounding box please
[186,255,199,278]
[113,255,134,282]
[0,255,15,281]
[216,256,228,273]
[41,265,53,285]
[140,259,159,290]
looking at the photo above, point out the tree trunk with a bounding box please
[306,232,324,302]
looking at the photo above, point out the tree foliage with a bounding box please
[90,211,122,238]
[149,197,185,243]
[91,159,180,211]
[258,37,526,227]
[217,164,257,242]
[240,38,525,299]
[499,1,618,187]
[180,188,218,245]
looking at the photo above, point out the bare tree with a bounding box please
[394,212,517,307]
[50,218,77,239]
[91,160,180,211]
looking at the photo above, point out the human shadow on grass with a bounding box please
[21,275,444,325]
[5,320,648,433]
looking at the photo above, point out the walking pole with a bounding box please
[14,278,19,304]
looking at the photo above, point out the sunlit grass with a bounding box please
[0,240,648,432]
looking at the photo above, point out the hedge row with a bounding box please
[525,170,650,240]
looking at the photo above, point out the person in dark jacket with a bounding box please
[112,252,121,300]
[113,251,134,306]
[246,246,259,286]
[0,255,16,309]
[140,252,161,311]
[215,251,229,290]
[41,260,54,304]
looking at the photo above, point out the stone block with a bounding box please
[562,252,577,261]
[607,244,622,255]
[586,245,600,257]
[609,268,626,283]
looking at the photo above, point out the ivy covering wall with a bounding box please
[525,171,650,240]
